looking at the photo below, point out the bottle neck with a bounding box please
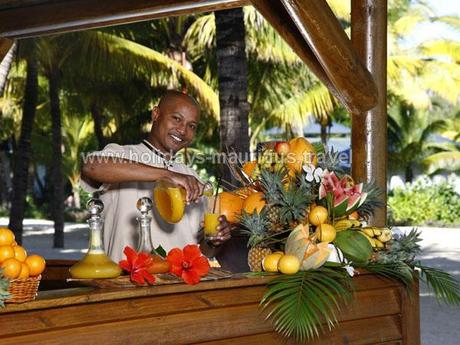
[137,215,153,253]
[87,217,105,254]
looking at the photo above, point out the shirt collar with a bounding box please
[141,139,176,168]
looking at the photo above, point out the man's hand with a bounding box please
[164,171,205,204]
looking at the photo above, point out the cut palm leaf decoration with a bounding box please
[260,266,353,341]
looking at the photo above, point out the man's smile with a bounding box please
[169,134,184,144]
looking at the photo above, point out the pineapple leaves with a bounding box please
[260,267,353,342]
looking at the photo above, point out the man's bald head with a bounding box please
[148,90,201,154]
[158,90,200,115]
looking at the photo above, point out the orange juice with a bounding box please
[204,213,220,237]
[69,253,122,279]
[154,181,186,224]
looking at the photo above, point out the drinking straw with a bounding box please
[212,177,221,213]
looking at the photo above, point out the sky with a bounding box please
[406,0,460,44]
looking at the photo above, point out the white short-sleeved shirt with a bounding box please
[80,143,206,263]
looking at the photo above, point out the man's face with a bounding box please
[151,98,200,154]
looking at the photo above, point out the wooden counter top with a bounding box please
[1,273,271,314]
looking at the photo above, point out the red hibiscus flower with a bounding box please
[167,244,210,285]
[119,246,156,285]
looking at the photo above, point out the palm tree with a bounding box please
[215,8,250,183]
[388,103,447,182]
[8,42,38,244]
[62,114,93,209]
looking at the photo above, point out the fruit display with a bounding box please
[0,228,46,280]
[223,138,459,342]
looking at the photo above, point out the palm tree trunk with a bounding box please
[405,164,414,183]
[8,54,38,244]
[0,42,16,96]
[90,102,106,150]
[215,8,250,184]
[49,70,65,248]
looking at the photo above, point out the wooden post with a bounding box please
[279,0,378,114]
[0,37,13,63]
[351,0,387,226]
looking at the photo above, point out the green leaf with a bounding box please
[0,269,11,308]
[416,264,460,305]
[259,267,352,342]
[365,262,415,291]
[152,245,167,258]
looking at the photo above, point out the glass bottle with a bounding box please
[136,197,154,253]
[69,199,122,279]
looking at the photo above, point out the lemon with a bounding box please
[316,224,336,243]
[262,252,284,272]
[308,206,328,226]
[278,254,300,275]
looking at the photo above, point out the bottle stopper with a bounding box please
[136,197,153,215]
[87,198,104,218]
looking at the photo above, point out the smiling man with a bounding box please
[81,90,231,262]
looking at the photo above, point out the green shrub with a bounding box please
[388,177,460,226]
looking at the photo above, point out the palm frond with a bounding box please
[260,266,353,342]
[423,151,460,174]
[416,264,460,305]
[365,262,415,290]
[270,84,335,129]
[435,15,460,31]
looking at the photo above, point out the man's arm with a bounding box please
[81,158,204,202]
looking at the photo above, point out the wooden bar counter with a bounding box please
[1,267,419,345]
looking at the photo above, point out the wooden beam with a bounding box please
[351,0,387,226]
[0,0,250,39]
[250,0,348,110]
[0,37,14,63]
[279,0,378,113]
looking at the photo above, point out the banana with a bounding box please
[360,231,376,247]
[377,229,392,243]
[334,219,362,231]
[334,219,354,231]
[350,219,362,228]
[362,228,375,238]
[373,228,382,236]
[373,239,385,248]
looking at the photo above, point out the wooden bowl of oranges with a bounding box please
[0,227,46,303]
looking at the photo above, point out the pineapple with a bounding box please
[259,169,312,233]
[239,209,274,271]
[248,247,272,272]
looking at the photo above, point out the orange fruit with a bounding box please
[0,245,15,263]
[18,263,30,279]
[11,241,18,246]
[13,246,27,262]
[1,258,22,279]
[0,228,15,246]
[349,211,359,220]
[242,192,266,214]
[25,255,46,276]
[308,206,329,226]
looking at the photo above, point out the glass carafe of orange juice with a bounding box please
[69,199,122,279]
[153,179,186,224]
[153,179,213,224]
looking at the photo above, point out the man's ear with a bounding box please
[151,106,160,122]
